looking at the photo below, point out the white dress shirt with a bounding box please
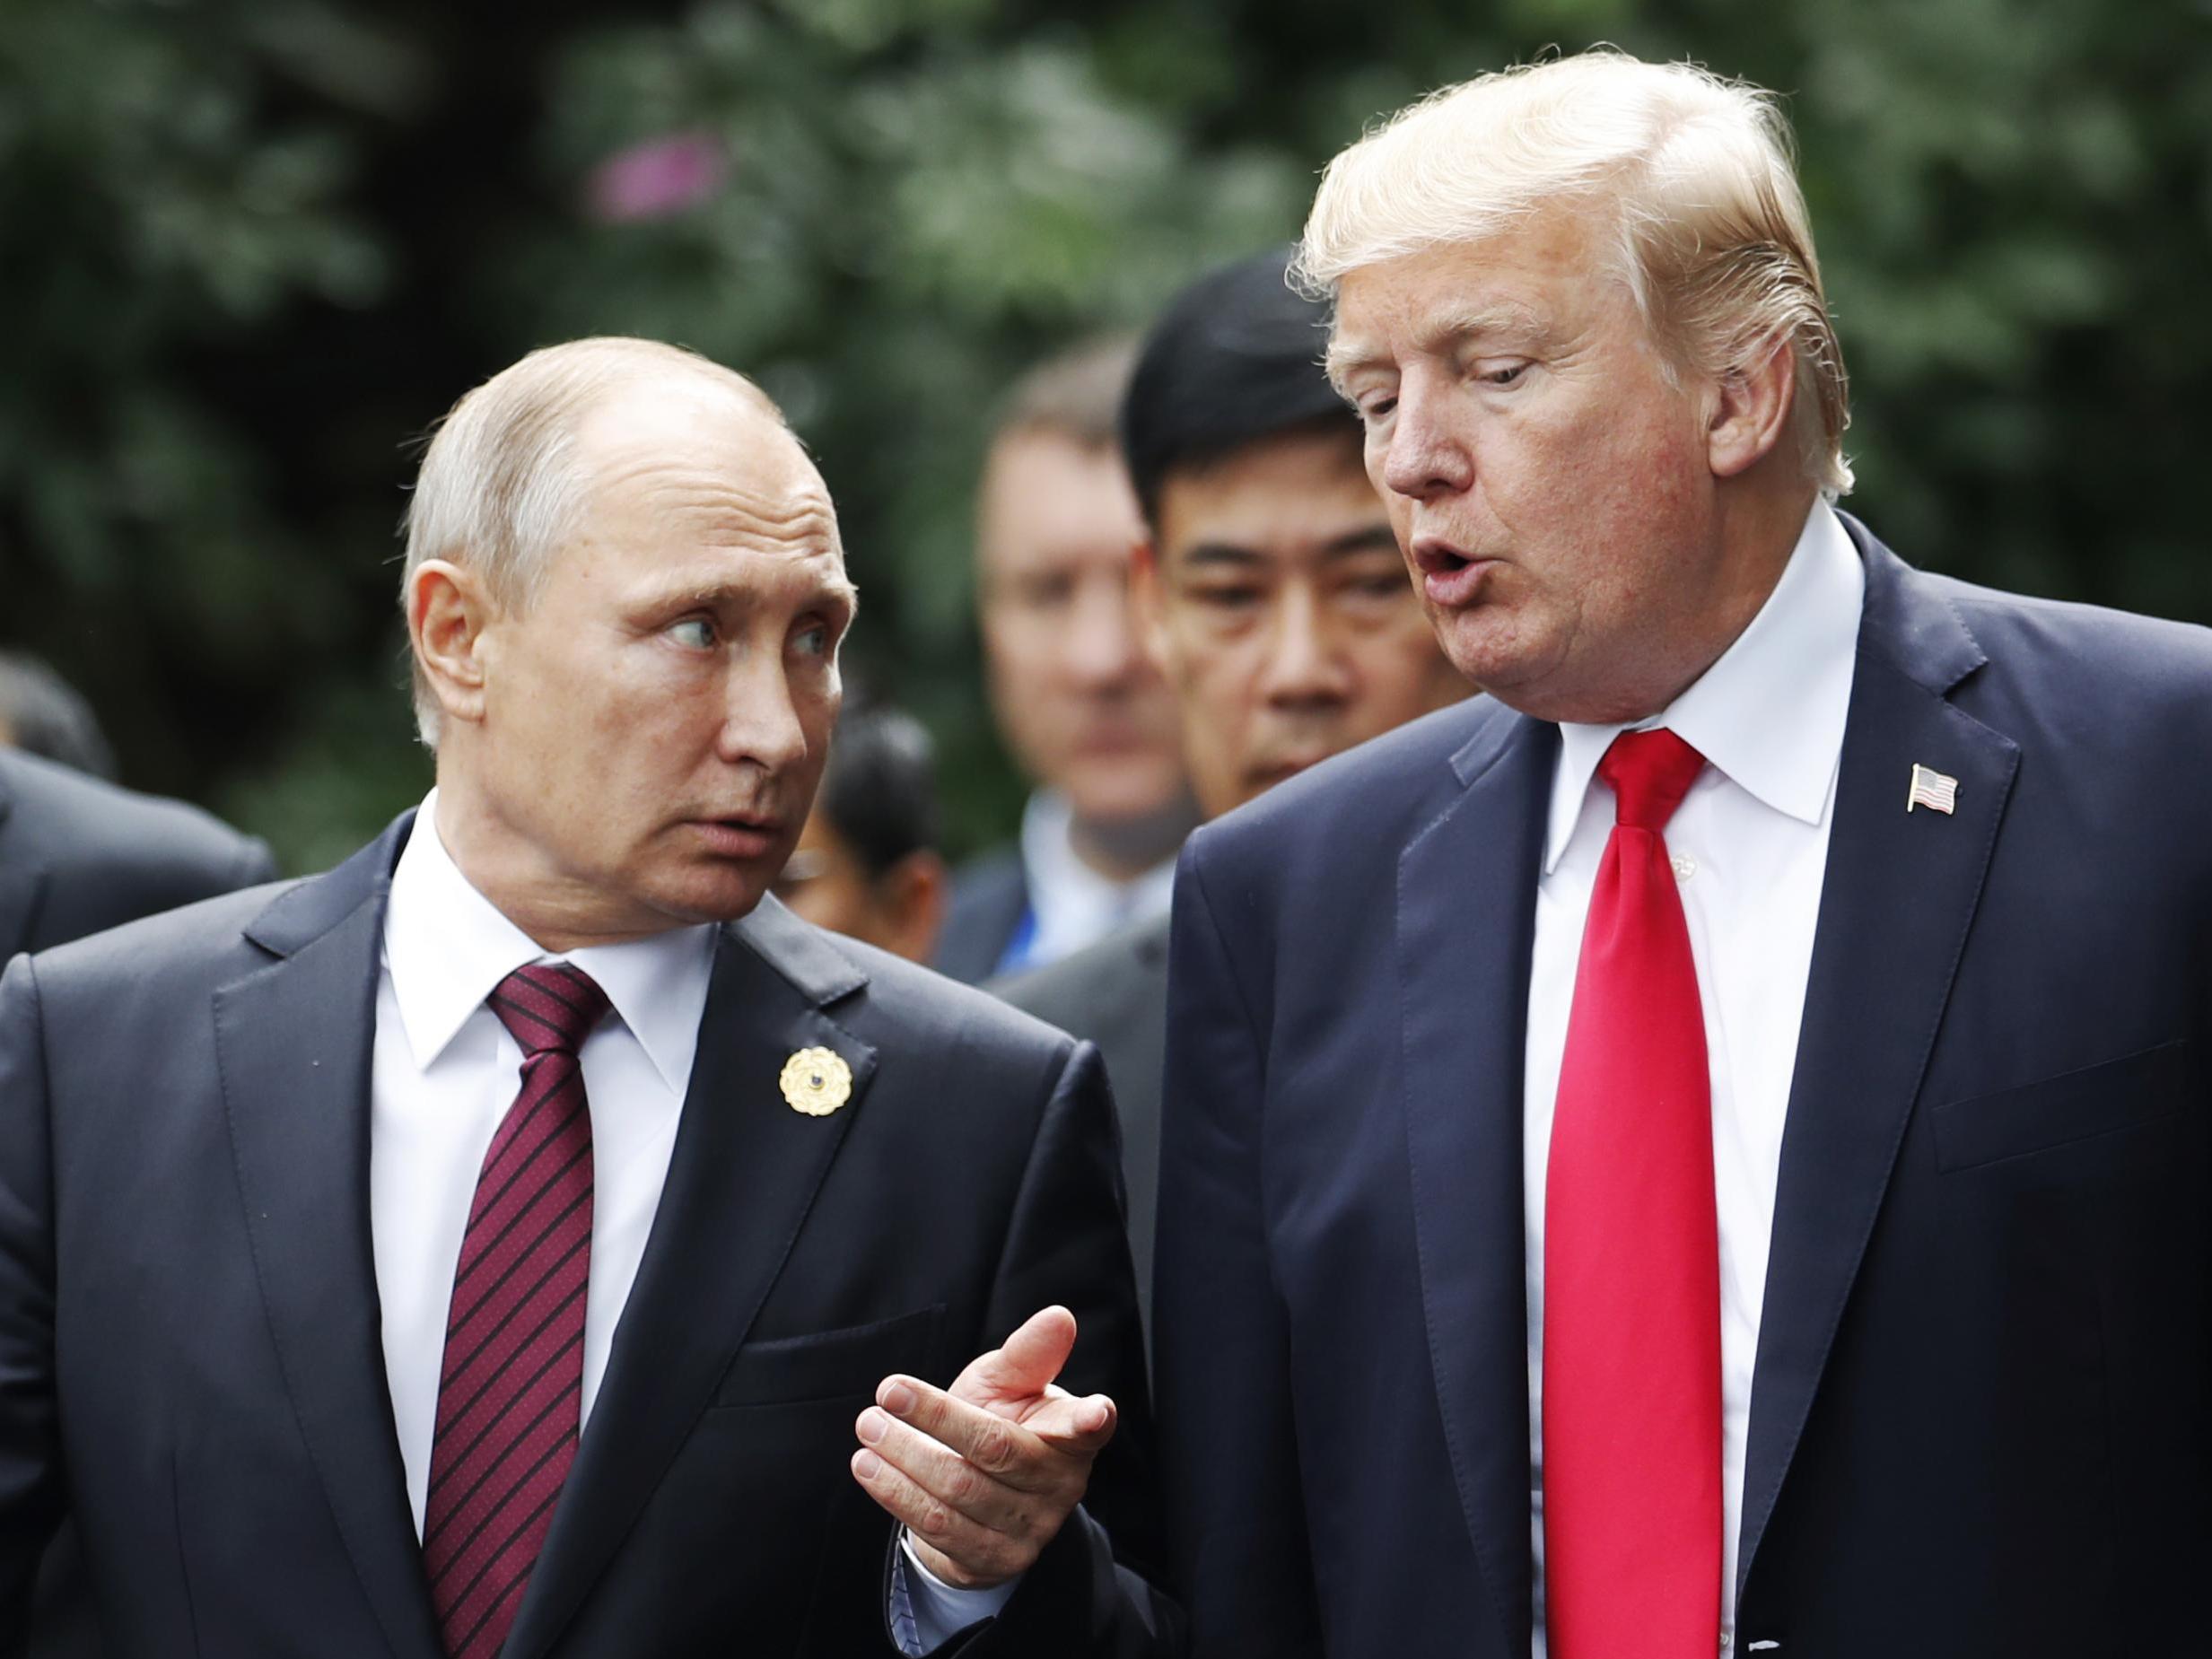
[372,796,999,1652]
[1524,505,1865,1655]
[1006,789,1179,974]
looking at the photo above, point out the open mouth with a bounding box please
[1408,537,1494,607]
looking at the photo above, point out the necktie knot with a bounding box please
[489,962,609,1059]
[1598,728,1707,833]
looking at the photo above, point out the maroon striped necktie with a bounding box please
[422,961,609,1658]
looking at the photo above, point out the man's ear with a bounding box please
[1129,537,1171,677]
[1707,334,1797,480]
[407,559,497,730]
[879,850,949,965]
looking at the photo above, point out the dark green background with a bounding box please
[4,0,2204,872]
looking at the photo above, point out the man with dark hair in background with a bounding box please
[998,249,1464,1347]
[775,700,949,965]
[935,339,1197,983]
[0,652,274,970]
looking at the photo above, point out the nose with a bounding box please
[1377,381,1473,503]
[716,652,815,773]
[1062,567,1148,692]
[1258,581,1353,712]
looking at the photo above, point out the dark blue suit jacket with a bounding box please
[1154,520,2212,1657]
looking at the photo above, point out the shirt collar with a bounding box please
[1543,503,1866,874]
[1017,789,1179,954]
[382,790,718,1093]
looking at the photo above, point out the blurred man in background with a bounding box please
[775,699,949,965]
[0,691,274,967]
[0,651,275,1659]
[935,339,1197,983]
[998,248,1465,1348]
[0,653,118,781]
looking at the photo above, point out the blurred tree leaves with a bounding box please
[1,0,2205,869]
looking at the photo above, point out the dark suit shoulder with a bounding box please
[0,751,270,883]
[0,751,276,955]
[794,921,1080,1072]
[993,912,1168,1036]
[28,877,302,991]
[1921,572,2212,709]
[1184,694,1497,893]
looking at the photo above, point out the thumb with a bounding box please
[964,1305,1077,1401]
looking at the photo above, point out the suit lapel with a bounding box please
[503,900,877,1659]
[1396,706,1555,1655]
[1736,533,2019,1600]
[215,816,445,1659]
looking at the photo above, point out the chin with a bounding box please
[1068,767,1187,825]
[649,871,772,927]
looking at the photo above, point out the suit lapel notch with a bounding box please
[503,920,877,1658]
[1736,554,2019,1602]
[1396,708,1552,1653]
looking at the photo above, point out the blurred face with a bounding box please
[425,384,854,947]
[1137,428,1467,821]
[1330,206,1739,724]
[773,809,945,964]
[976,432,1186,825]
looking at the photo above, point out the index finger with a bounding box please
[876,1375,1061,1488]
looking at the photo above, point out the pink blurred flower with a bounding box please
[584,131,727,223]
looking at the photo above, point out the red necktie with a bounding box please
[422,962,608,1658]
[1543,729,1721,1658]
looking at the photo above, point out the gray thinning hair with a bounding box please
[399,336,783,746]
[1297,49,1853,499]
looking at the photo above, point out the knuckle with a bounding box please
[971,1419,1017,1473]
[945,1463,984,1507]
[917,1501,953,1541]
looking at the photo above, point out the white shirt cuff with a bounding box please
[888,1528,1020,1653]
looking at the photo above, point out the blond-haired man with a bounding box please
[0,339,1175,1656]
[1155,50,2212,1659]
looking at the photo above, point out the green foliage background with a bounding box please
[2,0,2205,872]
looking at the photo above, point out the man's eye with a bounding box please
[1010,575,1073,611]
[1481,362,1529,388]
[1189,586,1263,611]
[1349,574,1409,599]
[1359,395,1398,423]
[669,618,716,649]
[794,623,831,657]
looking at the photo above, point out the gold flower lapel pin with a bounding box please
[780,1046,852,1117]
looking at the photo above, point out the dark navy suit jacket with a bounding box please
[0,816,1175,1656]
[1154,520,2212,1657]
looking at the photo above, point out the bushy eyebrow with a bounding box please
[1325,301,1552,393]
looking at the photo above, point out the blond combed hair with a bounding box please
[1297,50,1852,499]
[399,336,783,745]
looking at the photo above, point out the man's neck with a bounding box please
[429,775,669,954]
[1065,789,1200,884]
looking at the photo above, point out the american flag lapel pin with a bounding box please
[1907,763,1958,815]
